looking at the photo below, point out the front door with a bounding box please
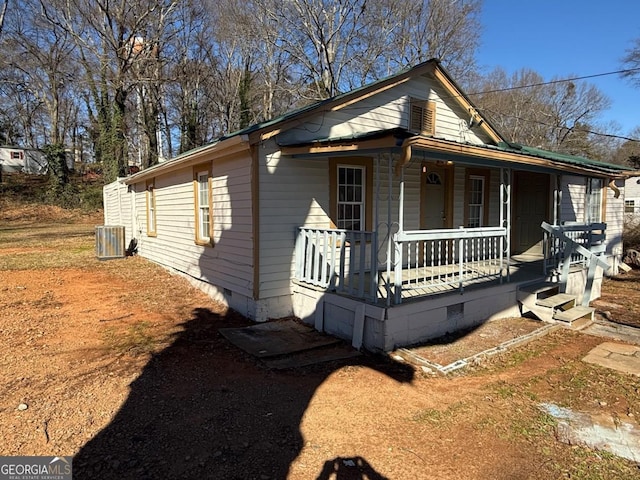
[513,172,550,255]
[420,163,452,230]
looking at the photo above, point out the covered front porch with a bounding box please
[285,135,614,351]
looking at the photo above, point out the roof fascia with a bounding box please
[280,134,399,156]
[124,134,250,184]
[395,137,631,178]
[430,67,503,144]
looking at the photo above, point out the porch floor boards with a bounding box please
[336,256,546,304]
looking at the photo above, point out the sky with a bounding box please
[476,0,640,139]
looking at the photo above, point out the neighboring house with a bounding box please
[0,146,48,174]
[624,177,640,220]
[103,59,634,352]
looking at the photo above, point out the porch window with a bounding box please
[329,157,373,231]
[585,178,603,223]
[146,180,157,236]
[625,200,635,214]
[337,166,364,230]
[193,165,213,246]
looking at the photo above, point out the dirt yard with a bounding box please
[1,202,640,479]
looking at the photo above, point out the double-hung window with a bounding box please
[329,157,372,231]
[337,166,365,230]
[465,169,489,228]
[146,180,157,236]
[194,165,213,245]
[625,200,635,214]
[585,178,603,223]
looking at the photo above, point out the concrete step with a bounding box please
[553,305,595,330]
[536,293,576,310]
[519,282,559,297]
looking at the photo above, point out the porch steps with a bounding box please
[517,282,594,330]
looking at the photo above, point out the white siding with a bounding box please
[606,179,624,257]
[560,175,586,223]
[277,76,492,146]
[103,181,134,247]
[132,153,254,299]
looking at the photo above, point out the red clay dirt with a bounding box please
[1,208,639,479]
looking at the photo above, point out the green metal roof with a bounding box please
[496,141,631,175]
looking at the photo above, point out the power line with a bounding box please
[465,67,640,97]
[477,107,640,143]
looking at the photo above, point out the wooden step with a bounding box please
[553,305,595,330]
[536,293,576,309]
[553,305,594,322]
[519,282,559,297]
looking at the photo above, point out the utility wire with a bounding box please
[465,66,640,97]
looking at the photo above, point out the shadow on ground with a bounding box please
[73,307,414,479]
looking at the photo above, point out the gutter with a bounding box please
[123,134,250,185]
[395,136,634,178]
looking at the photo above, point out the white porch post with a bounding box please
[385,153,393,306]
[500,168,511,282]
[393,166,405,304]
[553,174,561,225]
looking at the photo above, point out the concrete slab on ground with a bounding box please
[540,403,640,463]
[582,319,640,346]
[219,319,341,358]
[262,344,361,370]
[583,342,640,377]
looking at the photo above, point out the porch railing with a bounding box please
[542,222,606,272]
[541,222,609,306]
[392,227,509,304]
[294,227,378,301]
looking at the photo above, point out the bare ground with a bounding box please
[1,204,640,479]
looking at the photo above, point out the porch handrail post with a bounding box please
[295,228,303,280]
[370,232,378,302]
[398,167,405,232]
[499,168,504,283]
[458,226,464,292]
[394,234,403,304]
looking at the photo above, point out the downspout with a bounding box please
[608,179,620,199]
[394,139,414,177]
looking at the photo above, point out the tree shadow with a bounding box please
[73,307,414,479]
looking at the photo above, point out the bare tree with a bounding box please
[472,67,611,157]
[38,0,181,181]
[0,0,7,38]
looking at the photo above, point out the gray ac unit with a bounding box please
[95,225,126,260]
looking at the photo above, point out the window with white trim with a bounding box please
[625,199,635,214]
[585,178,603,223]
[467,175,484,228]
[193,165,213,245]
[146,181,157,236]
[337,165,365,230]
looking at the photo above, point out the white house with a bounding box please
[103,60,634,352]
[624,177,640,220]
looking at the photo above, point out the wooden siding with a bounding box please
[277,76,491,146]
[133,154,254,298]
[560,175,586,223]
[103,181,135,247]
[605,179,624,257]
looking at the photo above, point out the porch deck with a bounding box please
[345,254,545,305]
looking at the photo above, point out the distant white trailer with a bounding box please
[0,146,48,174]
